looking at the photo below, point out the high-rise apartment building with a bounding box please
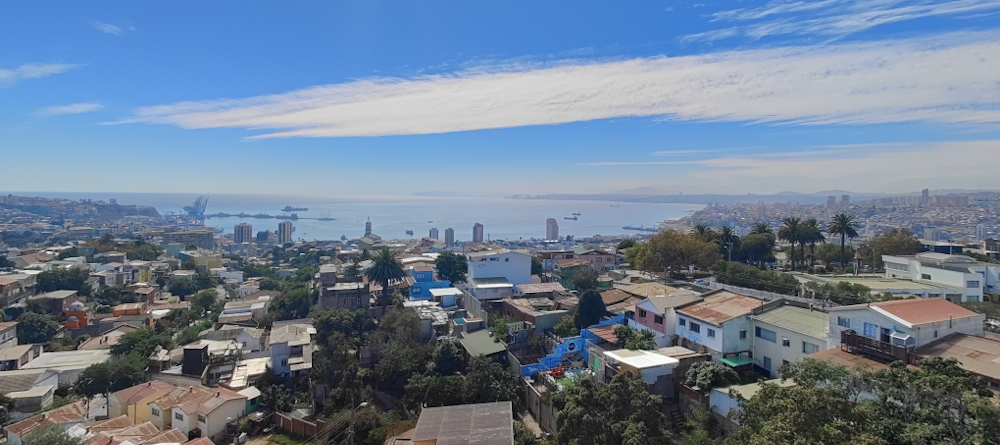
[826,196,836,208]
[841,195,850,205]
[976,225,989,242]
[472,223,484,244]
[365,217,372,236]
[234,223,253,244]
[278,221,293,244]
[545,218,559,241]
[920,189,930,206]
[445,228,455,246]
[429,227,439,239]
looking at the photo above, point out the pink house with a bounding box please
[630,290,702,345]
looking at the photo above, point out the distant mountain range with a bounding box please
[512,189,999,205]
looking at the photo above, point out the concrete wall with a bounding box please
[751,320,830,378]
[827,306,985,349]
[676,315,751,359]
[204,399,246,442]
[468,251,532,285]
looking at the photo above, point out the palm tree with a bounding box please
[717,226,739,261]
[365,247,405,308]
[828,213,861,269]
[803,219,826,268]
[691,225,716,241]
[750,223,772,235]
[778,217,804,270]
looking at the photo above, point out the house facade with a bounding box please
[408,266,451,300]
[883,252,1000,302]
[630,290,702,347]
[467,249,532,286]
[826,298,984,354]
[750,303,831,378]
[675,291,761,361]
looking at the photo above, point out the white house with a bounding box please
[710,379,796,430]
[466,250,532,286]
[826,298,984,352]
[148,385,247,443]
[268,323,315,377]
[750,303,831,378]
[883,252,1000,303]
[675,291,762,362]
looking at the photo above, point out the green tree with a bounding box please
[270,287,314,321]
[314,308,374,351]
[552,315,579,338]
[168,278,197,299]
[514,421,541,445]
[371,307,433,398]
[613,325,656,350]
[94,285,123,307]
[716,226,740,261]
[570,266,599,292]
[427,339,463,376]
[858,228,922,270]
[827,213,861,268]
[634,230,721,273]
[738,232,776,266]
[21,425,85,445]
[554,373,668,445]
[684,361,739,392]
[814,243,855,267]
[574,289,606,329]
[434,251,468,283]
[111,327,174,357]
[464,357,521,405]
[488,313,516,343]
[76,353,147,397]
[691,225,716,242]
[0,256,14,269]
[36,267,91,295]
[750,223,772,235]
[778,217,805,270]
[802,218,826,268]
[56,247,80,260]
[259,277,281,291]
[366,247,405,307]
[617,239,637,250]
[190,289,218,314]
[16,312,59,344]
[531,256,544,275]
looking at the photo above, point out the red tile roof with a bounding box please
[869,298,980,325]
[111,381,176,406]
[676,291,762,325]
[5,399,90,438]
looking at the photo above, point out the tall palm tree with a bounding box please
[803,219,826,268]
[828,213,861,269]
[717,226,739,261]
[750,223,772,235]
[691,225,716,241]
[778,217,804,270]
[365,247,405,308]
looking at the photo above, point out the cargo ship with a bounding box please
[282,205,308,212]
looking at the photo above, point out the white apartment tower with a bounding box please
[278,221,293,244]
[545,218,559,241]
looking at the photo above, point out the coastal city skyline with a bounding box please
[4,1,1000,197]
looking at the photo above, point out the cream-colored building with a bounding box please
[108,381,176,424]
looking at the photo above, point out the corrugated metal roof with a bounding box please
[412,401,514,445]
[915,333,1000,381]
[676,291,762,325]
[752,305,828,339]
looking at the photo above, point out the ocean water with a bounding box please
[198,197,702,241]
[7,192,703,241]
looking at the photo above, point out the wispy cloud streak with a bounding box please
[682,0,1000,42]
[0,63,78,87]
[34,103,104,116]
[90,21,123,35]
[122,32,1000,138]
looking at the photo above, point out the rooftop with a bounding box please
[751,305,829,339]
[30,289,78,300]
[809,347,917,371]
[468,277,513,289]
[605,349,679,369]
[832,298,982,327]
[713,378,796,400]
[676,291,762,326]
[518,282,566,294]
[268,324,315,346]
[22,349,112,370]
[111,381,176,405]
[914,333,1000,381]
[411,401,514,445]
[460,329,507,357]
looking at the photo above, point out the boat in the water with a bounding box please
[622,225,657,232]
[252,213,272,218]
[340,235,348,241]
[318,212,336,221]
[564,216,578,220]
[282,205,308,212]
[405,230,414,236]
[572,212,581,216]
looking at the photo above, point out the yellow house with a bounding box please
[108,381,176,424]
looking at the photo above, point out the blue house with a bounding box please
[409,265,451,300]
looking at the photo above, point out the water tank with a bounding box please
[69,301,85,311]
[66,315,79,322]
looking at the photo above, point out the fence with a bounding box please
[271,412,329,438]
[703,281,839,308]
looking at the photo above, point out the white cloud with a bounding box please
[90,21,123,35]
[122,32,1000,138]
[590,140,1000,194]
[0,63,78,87]
[684,0,1000,41]
[34,103,104,117]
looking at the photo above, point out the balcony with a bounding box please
[840,330,911,363]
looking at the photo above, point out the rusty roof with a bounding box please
[600,289,633,306]
[809,348,917,372]
[915,333,1000,381]
[139,428,188,445]
[518,282,567,294]
[111,381,176,406]
[5,399,90,438]
[835,298,981,326]
[82,415,133,434]
[676,291,761,325]
[586,325,622,344]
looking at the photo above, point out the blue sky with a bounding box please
[2,0,1000,197]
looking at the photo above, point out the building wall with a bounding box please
[467,251,532,285]
[750,320,830,378]
[826,307,985,349]
[204,400,246,442]
[676,315,751,359]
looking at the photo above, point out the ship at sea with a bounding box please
[285,213,299,220]
[564,216,578,220]
[405,230,414,236]
[572,212,581,216]
[622,225,657,232]
[252,213,273,219]
[318,212,336,221]
[282,205,308,212]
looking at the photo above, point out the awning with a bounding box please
[719,355,754,367]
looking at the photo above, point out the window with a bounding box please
[151,408,159,416]
[707,328,716,338]
[638,309,647,319]
[921,273,932,280]
[863,322,878,339]
[175,412,184,421]
[782,360,790,367]
[837,316,850,328]
[281,359,288,367]
[679,318,686,327]
[198,414,207,423]
[505,258,509,262]
[934,330,938,338]
[802,342,820,354]
[654,315,664,325]
[755,327,776,342]
[739,330,747,339]
[763,356,772,370]
[967,281,981,288]
[885,262,909,272]
[690,322,701,333]
[782,337,790,347]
